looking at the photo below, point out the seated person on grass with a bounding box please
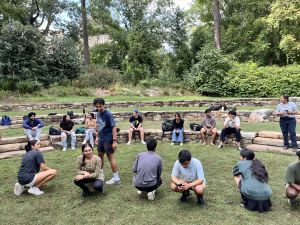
[74,143,104,198]
[285,151,300,206]
[132,138,162,201]
[14,140,57,196]
[171,112,184,146]
[218,110,242,150]
[199,109,217,146]
[233,149,272,213]
[82,113,96,147]
[171,150,206,206]
[23,112,44,141]
[127,109,146,145]
[60,114,76,151]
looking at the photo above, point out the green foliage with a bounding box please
[186,46,231,96]
[15,80,42,94]
[190,26,213,62]
[225,62,300,97]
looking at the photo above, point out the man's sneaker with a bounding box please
[171,142,174,145]
[82,140,87,145]
[180,142,183,146]
[81,190,92,198]
[197,196,205,206]
[105,178,121,186]
[71,146,76,150]
[240,200,246,208]
[288,198,297,206]
[62,147,67,151]
[180,191,190,203]
[137,190,143,195]
[217,144,223,149]
[141,141,146,145]
[147,190,156,200]
[238,146,243,151]
[283,146,289,150]
[28,187,44,196]
[14,182,24,196]
[127,141,131,145]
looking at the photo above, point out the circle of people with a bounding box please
[14,96,299,213]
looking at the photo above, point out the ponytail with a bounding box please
[25,140,38,152]
[250,159,269,183]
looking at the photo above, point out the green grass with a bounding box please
[1,120,299,138]
[1,143,300,225]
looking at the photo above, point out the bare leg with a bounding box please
[107,152,118,173]
[200,128,206,144]
[210,128,217,145]
[139,127,145,141]
[128,128,133,142]
[34,169,58,188]
[98,152,105,169]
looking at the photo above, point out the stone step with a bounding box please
[0,140,51,153]
[0,146,54,159]
[0,124,23,130]
[253,137,300,148]
[258,131,300,141]
[0,134,49,145]
[246,144,297,156]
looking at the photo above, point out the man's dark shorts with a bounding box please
[98,141,114,154]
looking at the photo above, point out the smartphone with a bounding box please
[177,183,183,187]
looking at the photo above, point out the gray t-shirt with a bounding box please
[132,151,162,187]
[18,150,45,185]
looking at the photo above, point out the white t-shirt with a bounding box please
[224,116,240,128]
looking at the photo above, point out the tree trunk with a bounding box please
[213,0,221,49]
[81,0,90,66]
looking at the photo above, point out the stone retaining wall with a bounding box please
[0,98,279,112]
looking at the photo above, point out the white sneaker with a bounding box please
[82,140,87,145]
[171,142,174,145]
[127,141,131,145]
[137,190,143,195]
[71,146,76,150]
[180,142,183,146]
[28,187,44,196]
[14,182,24,196]
[217,144,223,149]
[105,178,121,186]
[147,190,156,200]
[141,141,146,145]
[238,146,243,151]
[62,147,67,151]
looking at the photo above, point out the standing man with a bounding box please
[171,150,206,206]
[94,98,121,185]
[218,110,242,150]
[127,109,146,145]
[285,151,300,206]
[199,109,217,145]
[23,112,44,141]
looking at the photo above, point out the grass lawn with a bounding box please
[0,143,300,225]
[1,120,299,138]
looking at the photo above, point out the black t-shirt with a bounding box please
[60,120,74,131]
[129,115,143,128]
[18,150,45,185]
[173,119,184,129]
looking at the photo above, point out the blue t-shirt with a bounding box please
[96,110,116,142]
[171,158,206,183]
[18,150,45,185]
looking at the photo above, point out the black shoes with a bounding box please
[81,190,92,198]
[197,196,205,206]
[180,191,190,203]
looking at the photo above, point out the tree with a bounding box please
[213,0,221,49]
[81,0,90,66]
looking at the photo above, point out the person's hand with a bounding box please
[82,171,90,176]
[176,129,179,134]
[182,183,190,191]
[75,175,84,181]
[95,138,99,145]
[32,127,37,131]
[112,141,117,150]
[67,131,71,135]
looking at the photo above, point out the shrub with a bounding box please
[16,80,42,94]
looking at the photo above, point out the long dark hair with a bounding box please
[62,115,68,122]
[25,140,39,152]
[81,143,93,167]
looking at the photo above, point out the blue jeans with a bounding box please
[85,128,95,146]
[24,128,43,141]
[61,131,76,148]
[172,128,184,143]
[280,117,297,148]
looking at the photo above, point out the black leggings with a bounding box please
[74,178,103,192]
[135,178,162,192]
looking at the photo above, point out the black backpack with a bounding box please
[189,123,202,131]
[49,126,61,135]
[67,111,75,119]
[162,120,174,132]
[1,115,12,126]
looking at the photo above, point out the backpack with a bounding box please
[189,123,202,131]
[75,127,85,134]
[1,115,12,126]
[162,120,174,132]
[67,111,75,119]
[49,126,61,135]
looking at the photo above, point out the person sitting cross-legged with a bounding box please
[170,150,206,206]
[74,143,104,198]
[171,113,184,146]
[132,138,162,200]
[218,110,242,150]
[127,109,146,145]
[14,140,58,196]
[23,112,44,141]
[199,109,217,146]
[285,151,300,206]
[233,149,272,213]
